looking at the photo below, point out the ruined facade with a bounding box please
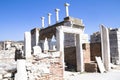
[90,28,120,64]
[31,16,90,71]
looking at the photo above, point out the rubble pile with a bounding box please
[0,49,16,80]
[26,52,63,80]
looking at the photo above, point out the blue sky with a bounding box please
[0,0,120,41]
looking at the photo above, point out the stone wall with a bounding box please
[90,32,101,43]
[109,29,120,64]
[90,43,101,61]
[26,52,63,80]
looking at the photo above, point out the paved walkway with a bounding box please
[64,69,120,80]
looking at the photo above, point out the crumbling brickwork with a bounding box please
[26,52,63,80]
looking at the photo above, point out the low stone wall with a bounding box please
[26,51,63,80]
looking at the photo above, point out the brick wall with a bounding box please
[83,43,91,63]
[90,43,101,61]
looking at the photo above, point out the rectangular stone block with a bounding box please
[85,63,97,72]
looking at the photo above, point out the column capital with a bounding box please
[55,8,60,12]
[65,3,70,6]
[41,17,45,19]
[48,13,52,16]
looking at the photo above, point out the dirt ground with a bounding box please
[64,69,120,80]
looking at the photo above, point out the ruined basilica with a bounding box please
[0,3,120,80]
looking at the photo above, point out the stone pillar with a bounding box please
[65,3,70,17]
[15,59,27,80]
[56,26,64,76]
[55,8,60,23]
[48,13,52,26]
[56,27,64,52]
[100,25,111,71]
[41,17,45,28]
[31,28,40,48]
[35,29,39,46]
[76,34,84,72]
[50,35,56,50]
[24,32,31,59]
[43,38,49,53]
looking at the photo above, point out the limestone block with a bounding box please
[39,53,49,58]
[33,46,42,55]
[3,73,11,78]
[50,51,60,57]
[15,59,27,80]
[95,57,106,73]
[0,74,3,79]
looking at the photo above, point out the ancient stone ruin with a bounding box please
[0,2,120,80]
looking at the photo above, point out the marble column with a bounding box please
[65,3,70,17]
[48,13,52,26]
[76,34,84,72]
[41,17,45,28]
[56,26,64,52]
[24,32,31,59]
[100,25,111,71]
[55,8,60,23]
[15,59,27,80]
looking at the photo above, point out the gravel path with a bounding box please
[64,69,120,80]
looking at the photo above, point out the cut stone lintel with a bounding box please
[56,26,83,34]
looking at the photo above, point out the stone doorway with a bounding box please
[56,26,84,72]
